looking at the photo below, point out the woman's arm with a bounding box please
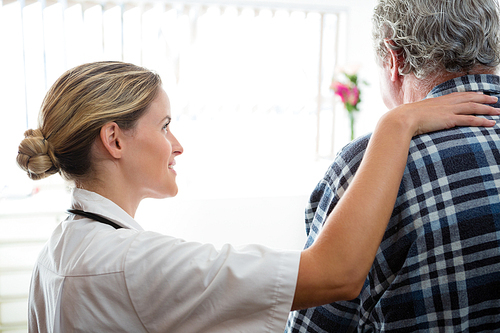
[292,92,499,310]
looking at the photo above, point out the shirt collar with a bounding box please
[70,188,144,231]
[426,74,500,99]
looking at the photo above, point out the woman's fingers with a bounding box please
[431,92,498,106]
[451,100,499,115]
[440,94,499,127]
[451,115,497,127]
[402,92,500,136]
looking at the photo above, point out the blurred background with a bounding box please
[0,0,386,330]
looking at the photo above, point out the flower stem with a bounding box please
[349,110,355,140]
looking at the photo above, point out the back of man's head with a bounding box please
[373,0,500,79]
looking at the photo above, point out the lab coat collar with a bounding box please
[70,188,144,231]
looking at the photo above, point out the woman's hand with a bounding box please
[388,92,499,136]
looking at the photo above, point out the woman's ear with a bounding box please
[100,122,123,159]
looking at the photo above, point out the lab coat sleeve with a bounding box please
[124,231,301,333]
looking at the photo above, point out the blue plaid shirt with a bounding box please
[286,74,500,332]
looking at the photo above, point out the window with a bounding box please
[0,1,347,330]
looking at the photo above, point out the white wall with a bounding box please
[128,0,387,251]
[344,0,386,141]
[135,0,388,251]
[1,0,387,253]
[0,1,388,330]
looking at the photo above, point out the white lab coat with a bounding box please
[28,188,300,332]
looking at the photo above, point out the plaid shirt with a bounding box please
[286,74,500,332]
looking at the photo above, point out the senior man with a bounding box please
[287,0,500,331]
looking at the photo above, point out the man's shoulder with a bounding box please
[322,133,372,181]
[318,125,491,191]
[407,125,494,160]
[307,133,372,217]
[336,125,490,165]
[337,133,371,160]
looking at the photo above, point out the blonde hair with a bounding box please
[17,61,162,181]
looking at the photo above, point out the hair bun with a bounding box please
[16,129,59,180]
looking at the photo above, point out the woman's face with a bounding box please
[122,88,183,199]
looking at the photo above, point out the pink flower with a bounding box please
[331,82,350,104]
[330,70,367,140]
[346,86,359,106]
[331,81,359,108]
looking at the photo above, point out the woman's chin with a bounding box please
[162,186,179,198]
[145,186,179,200]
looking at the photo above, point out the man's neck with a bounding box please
[402,67,497,103]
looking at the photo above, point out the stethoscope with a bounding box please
[67,209,123,229]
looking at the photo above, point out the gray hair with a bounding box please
[373,0,500,78]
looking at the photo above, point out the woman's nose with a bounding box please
[170,133,184,155]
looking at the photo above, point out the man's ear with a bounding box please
[384,39,405,82]
[100,122,123,159]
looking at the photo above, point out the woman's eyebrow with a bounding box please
[160,115,172,124]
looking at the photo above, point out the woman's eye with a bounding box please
[162,123,170,132]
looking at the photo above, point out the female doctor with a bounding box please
[17,61,499,332]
